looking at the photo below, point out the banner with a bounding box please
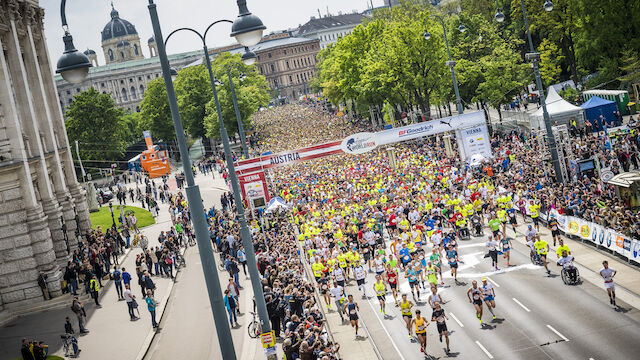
[235,141,343,175]
[543,209,638,263]
[459,124,492,161]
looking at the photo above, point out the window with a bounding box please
[139,84,145,95]
[138,77,142,81]
[270,64,274,72]
[130,86,137,100]
[134,44,139,56]
[286,61,290,69]
[108,49,114,61]
[120,51,125,59]
[76,88,81,93]
[283,49,287,55]
[268,53,272,58]
[68,98,72,105]
[129,78,133,83]
[289,75,293,83]
[155,74,159,78]
[121,88,128,101]
[66,90,70,95]
[101,82,105,87]
[146,75,151,80]
[120,79,124,84]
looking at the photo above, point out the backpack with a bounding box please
[113,271,121,281]
[166,256,173,265]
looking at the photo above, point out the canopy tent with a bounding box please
[265,196,289,213]
[530,86,584,130]
[605,172,640,188]
[580,96,618,128]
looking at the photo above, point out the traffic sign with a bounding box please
[261,331,275,348]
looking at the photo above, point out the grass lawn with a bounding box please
[89,205,155,230]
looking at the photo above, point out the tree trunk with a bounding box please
[447,102,452,117]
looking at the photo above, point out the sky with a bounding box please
[41,0,385,69]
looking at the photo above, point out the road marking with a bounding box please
[364,292,407,360]
[487,277,501,287]
[512,297,531,312]
[475,340,494,359]
[546,324,570,342]
[449,312,464,327]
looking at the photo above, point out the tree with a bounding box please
[620,48,640,93]
[203,53,270,140]
[139,77,175,144]
[65,87,127,168]
[174,65,211,140]
[122,110,143,143]
[539,38,564,87]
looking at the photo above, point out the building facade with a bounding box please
[297,13,364,50]
[55,6,202,113]
[0,0,91,311]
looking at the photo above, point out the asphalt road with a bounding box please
[337,225,640,360]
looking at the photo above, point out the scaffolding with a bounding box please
[536,125,573,182]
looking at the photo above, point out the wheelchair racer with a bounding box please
[557,250,578,283]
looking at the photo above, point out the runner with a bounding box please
[446,243,459,282]
[427,286,444,309]
[548,214,561,246]
[534,236,551,275]
[386,265,400,306]
[431,302,451,354]
[466,280,484,324]
[507,206,518,235]
[429,248,444,285]
[399,293,414,338]
[555,238,571,259]
[373,275,387,315]
[329,281,345,316]
[411,310,429,354]
[426,261,439,289]
[318,274,331,309]
[406,263,420,300]
[501,235,513,267]
[353,262,368,298]
[600,260,617,306]
[344,294,361,336]
[332,264,346,288]
[480,278,497,320]
[486,235,500,271]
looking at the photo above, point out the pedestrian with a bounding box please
[237,245,248,277]
[37,272,50,300]
[123,284,139,321]
[70,297,88,333]
[143,271,156,296]
[145,289,158,328]
[224,289,239,327]
[111,266,124,300]
[227,277,240,314]
[21,338,35,360]
[64,262,78,295]
[33,341,47,360]
[89,275,101,307]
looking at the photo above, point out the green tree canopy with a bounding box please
[174,64,211,139]
[203,53,270,139]
[65,87,127,163]
[138,77,175,143]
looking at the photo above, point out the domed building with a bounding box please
[101,5,144,64]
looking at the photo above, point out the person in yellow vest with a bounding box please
[312,258,325,281]
[373,275,387,315]
[529,200,541,231]
[89,275,101,307]
[411,309,429,354]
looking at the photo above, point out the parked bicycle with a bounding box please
[247,311,261,338]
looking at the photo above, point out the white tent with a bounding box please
[265,196,289,213]
[530,86,585,130]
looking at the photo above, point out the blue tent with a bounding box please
[580,96,618,128]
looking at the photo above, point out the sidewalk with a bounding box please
[0,170,218,360]
[510,215,640,310]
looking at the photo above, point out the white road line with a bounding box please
[364,294,407,360]
[546,324,570,342]
[487,277,501,287]
[475,340,494,359]
[449,312,464,327]
[512,297,531,312]
[589,358,595,360]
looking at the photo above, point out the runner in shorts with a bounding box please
[467,280,484,324]
[386,266,399,306]
[600,260,617,306]
[344,294,360,337]
[411,310,429,354]
[399,293,414,338]
[431,302,451,354]
[374,275,386,315]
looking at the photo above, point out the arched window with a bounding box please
[120,51,125,59]
[134,44,139,56]
[108,49,114,61]
[121,88,128,101]
[130,86,137,100]
[139,84,145,95]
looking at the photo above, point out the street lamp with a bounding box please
[241,47,257,65]
[56,0,92,83]
[227,68,249,158]
[494,0,563,182]
[424,14,465,115]
[108,201,115,229]
[169,67,178,81]
[148,1,270,359]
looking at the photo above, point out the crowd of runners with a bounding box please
[241,103,634,357]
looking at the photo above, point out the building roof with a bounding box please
[101,6,138,42]
[298,13,365,35]
[83,49,96,55]
[54,49,203,82]
[116,40,131,47]
[148,36,155,43]
[251,36,316,52]
[583,89,628,95]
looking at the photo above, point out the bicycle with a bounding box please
[175,252,186,268]
[247,311,261,338]
[187,234,196,247]
[60,334,79,357]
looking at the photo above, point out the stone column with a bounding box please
[4,2,61,296]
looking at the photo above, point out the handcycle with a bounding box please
[529,250,543,266]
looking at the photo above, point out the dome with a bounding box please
[101,5,138,42]
[83,49,96,55]
[148,36,155,43]
[116,40,131,48]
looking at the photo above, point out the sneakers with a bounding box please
[609,297,613,305]
[492,315,497,320]
[439,336,442,343]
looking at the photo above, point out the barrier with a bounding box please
[541,208,640,263]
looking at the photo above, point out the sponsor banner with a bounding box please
[341,132,378,155]
[376,111,486,146]
[459,123,493,162]
[238,171,270,204]
[631,239,640,261]
[235,141,343,175]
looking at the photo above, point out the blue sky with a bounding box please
[41,0,384,69]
